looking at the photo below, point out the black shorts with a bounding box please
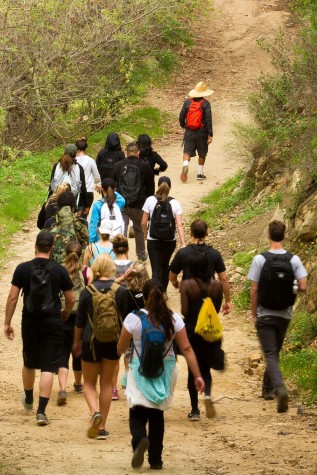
[81,340,119,363]
[183,130,208,158]
[22,317,63,372]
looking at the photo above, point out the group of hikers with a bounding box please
[3,82,308,471]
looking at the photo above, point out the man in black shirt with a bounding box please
[169,219,231,315]
[111,142,154,261]
[4,231,75,426]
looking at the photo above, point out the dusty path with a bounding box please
[1,1,316,474]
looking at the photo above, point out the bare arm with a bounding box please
[180,281,190,317]
[175,328,205,392]
[250,281,258,324]
[86,266,94,284]
[4,285,20,340]
[141,211,149,240]
[61,289,76,320]
[169,271,180,290]
[175,214,186,247]
[72,325,84,357]
[83,244,92,266]
[218,271,231,315]
[117,326,132,356]
[298,277,307,293]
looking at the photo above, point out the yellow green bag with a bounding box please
[194,297,223,342]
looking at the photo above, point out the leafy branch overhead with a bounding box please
[0,0,203,150]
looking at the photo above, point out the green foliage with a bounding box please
[197,170,254,228]
[233,280,251,310]
[233,250,256,269]
[281,349,317,403]
[284,310,317,347]
[235,192,282,223]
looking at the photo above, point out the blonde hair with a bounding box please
[155,181,170,202]
[127,261,149,291]
[64,241,82,279]
[45,182,71,209]
[112,233,129,256]
[91,253,116,281]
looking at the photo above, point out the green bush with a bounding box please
[285,310,317,347]
[281,348,317,403]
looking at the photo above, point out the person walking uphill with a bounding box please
[4,231,75,426]
[248,220,307,413]
[179,81,214,182]
[117,279,205,470]
[111,142,154,261]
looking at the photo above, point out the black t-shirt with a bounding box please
[76,279,128,343]
[11,258,73,318]
[169,244,226,280]
[126,289,144,315]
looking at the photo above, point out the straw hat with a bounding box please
[188,82,214,98]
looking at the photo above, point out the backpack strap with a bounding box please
[261,251,293,261]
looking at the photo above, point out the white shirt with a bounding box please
[142,195,182,240]
[76,154,101,192]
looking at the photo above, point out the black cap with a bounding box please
[36,231,54,248]
[158,176,171,188]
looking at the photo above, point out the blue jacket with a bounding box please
[89,192,125,243]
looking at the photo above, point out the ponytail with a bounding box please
[143,279,174,339]
[64,241,82,279]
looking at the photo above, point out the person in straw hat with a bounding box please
[179,81,214,182]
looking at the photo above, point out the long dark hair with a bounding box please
[101,177,116,212]
[143,279,174,339]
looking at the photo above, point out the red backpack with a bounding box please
[186,99,205,130]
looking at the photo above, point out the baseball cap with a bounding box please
[158,176,171,188]
[35,231,54,248]
[99,221,113,235]
[64,143,77,157]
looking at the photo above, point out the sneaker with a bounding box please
[275,386,289,413]
[57,390,67,406]
[180,165,188,183]
[36,413,49,426]
[112,389,119,400]
[74,383,83,394]
[188,410,200,421]
[22,392,33,412]
[87,412,102,438]
[262,388,274,401]
[204,396,216,418]
[131,437,150,468]
[197,174,206,180]
[97,429,110,440]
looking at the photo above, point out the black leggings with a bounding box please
[188,360,211,412]
[129,405,164,467]
[147,239,176,291]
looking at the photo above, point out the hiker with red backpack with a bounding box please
[179,82,214,182]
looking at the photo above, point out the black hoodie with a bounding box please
[96,132,126,179]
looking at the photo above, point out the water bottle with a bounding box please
[293,280,298,295]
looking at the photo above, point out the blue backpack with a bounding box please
[133,310,173,378]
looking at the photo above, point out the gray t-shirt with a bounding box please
[248,249,307,319]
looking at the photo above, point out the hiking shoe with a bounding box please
[275,386,289,413]
[57,390,67,406]
[129,227,135,238]
[197,174,207,180]
[97,429,110,440]
[188,410,200,421]
[262,388,274,401]
[74,383,83,394]
[112,389,119,400]
[36,413,49,426]
[204,396,216,418]
[180,165,188,183]
[22,393,33,412]
[87,412,102,438]
[131,437,149,468]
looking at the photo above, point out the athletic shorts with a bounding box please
[183,130,208,158]
[81,340,119,363]
[22,317,63,373]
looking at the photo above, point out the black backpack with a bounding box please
[258,252,296,310]
[118,162,141,205]
[133,311,173,378]
[149,197,175,240]
[25,261,56,316]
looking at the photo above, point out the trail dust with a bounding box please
[1,1,317,474]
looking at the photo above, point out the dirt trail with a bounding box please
[1,1,316,474]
